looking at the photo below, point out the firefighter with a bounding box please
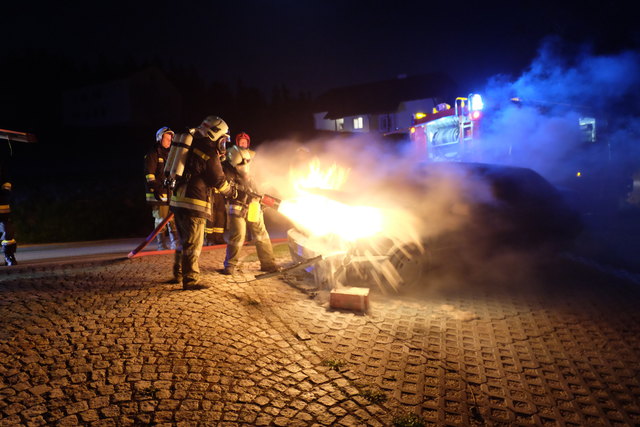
[235,131,251,150]
[145,126,178,251]
[169,115,236,289]
[204,132,252,246]
[220,137,279,275]
[0,142,17,265]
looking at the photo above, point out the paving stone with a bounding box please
[2,251,640,425]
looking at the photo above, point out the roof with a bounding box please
[314,73,458,120]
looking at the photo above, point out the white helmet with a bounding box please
[155,126,174,142]
[227,145,254,174]
[200,115,229,141]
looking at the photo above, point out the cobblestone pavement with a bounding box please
[1,244,640,426]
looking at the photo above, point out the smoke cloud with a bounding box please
[480,37,640,186]
[251,134,490,242]
[247,38,640,293]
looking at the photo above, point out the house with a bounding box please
[313,73,458,134]
[62,67,182,128]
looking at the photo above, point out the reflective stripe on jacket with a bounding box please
[144,143,170,206]
[0,181,10,214]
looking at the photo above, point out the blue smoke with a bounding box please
[479,37,640,192]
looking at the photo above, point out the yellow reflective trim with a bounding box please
[146,174,156,181]
[218,181,230,192]
[0,204,10,214]
[146,193,168,202]
[1,182,11,190]
[204,227,214,233]
[171,195,210,208]
[158,158,164,162]
[170,199,211,214]
[1,239,16,245]
[212,227,224,233]
[193,148,211,161]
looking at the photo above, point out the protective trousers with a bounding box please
[173,211,206,285]
[152,205,177,250]
[223,207,275,271]
[204,190,227,245]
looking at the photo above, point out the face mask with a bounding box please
[217,136,229,153]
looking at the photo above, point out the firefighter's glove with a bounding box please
[232,181,249,201]
[235,189,247,203]
[153,184,163,202]
[227,183,238,200]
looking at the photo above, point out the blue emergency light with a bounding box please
[470,94,484,111]
[469,93,483,120]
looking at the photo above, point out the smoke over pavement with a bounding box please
[251,135,492,244]
[250,134,575,294]
[244,39,640,291]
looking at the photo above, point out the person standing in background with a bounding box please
[144,126,178,251]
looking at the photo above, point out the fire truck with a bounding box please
[408,93,598,164]
[407,92,637,211]
[409,93,485,162]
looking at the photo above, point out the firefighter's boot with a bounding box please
[170,250,182,284]
[3,243,17,266]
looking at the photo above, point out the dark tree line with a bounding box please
[1,50,315,176]
[0,50,318,242]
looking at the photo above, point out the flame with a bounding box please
[280,158,384,242]
[279,155,425,292]
[289,158,349,191]
[280,194,383,241]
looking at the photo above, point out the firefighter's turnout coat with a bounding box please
[144,143,170,205]
[222,160,255,217]
[169,136,233,218]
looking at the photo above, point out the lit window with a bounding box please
[353,116,363,129]
[336,118,344,131]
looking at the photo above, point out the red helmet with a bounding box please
[235,132,251,148]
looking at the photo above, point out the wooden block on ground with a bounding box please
[329,287,369,312]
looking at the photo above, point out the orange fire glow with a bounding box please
[279,158,384,242]
[279,155,425,292]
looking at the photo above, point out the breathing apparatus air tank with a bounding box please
[164,129,195,190]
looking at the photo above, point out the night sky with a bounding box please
[4,0,638,96]
[2,0,640,245]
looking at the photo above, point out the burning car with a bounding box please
[279,157,582,293]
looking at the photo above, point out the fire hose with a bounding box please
[127,213,174,258]
[128,190,281,259]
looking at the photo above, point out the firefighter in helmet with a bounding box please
[169,115,236,289]
[235,132,251,150]
[220,132,278,275]
[0,142,17,265]
[144,126,178,251]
